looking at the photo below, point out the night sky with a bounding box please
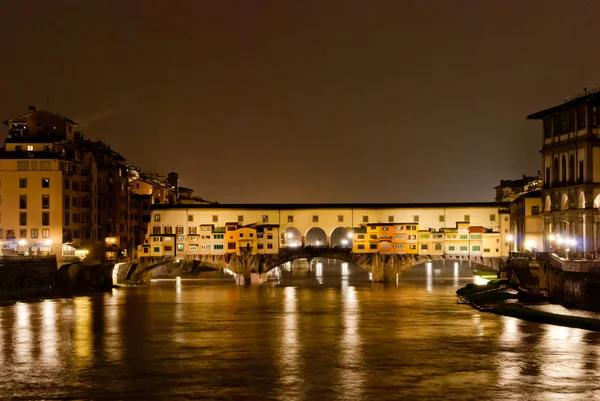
[1,1,600,203]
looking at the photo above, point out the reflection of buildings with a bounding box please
[528,88,600,252]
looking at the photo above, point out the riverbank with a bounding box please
[457,280,600,332]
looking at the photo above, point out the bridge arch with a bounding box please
[330,226,352,248]
[305,227,327,246]
[282,227,302,247]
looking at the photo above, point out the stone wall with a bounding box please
[0,256,57,292]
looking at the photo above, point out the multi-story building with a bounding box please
[495,175,542,202]
[527,87,600,252]
[509,190,544,251]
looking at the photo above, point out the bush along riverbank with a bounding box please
[457,280,600,332]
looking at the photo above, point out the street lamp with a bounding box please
[316,240,322,247]
[341,239,348,247]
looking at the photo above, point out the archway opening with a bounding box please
[545,195,552,212]
[594,194,600,209]
[330,227,352,248]
[569,154,575,185]
[306,227,327,247]
[282,227,302,247]
[561,193,569,210]
[561,155,567,186]
[578,191,586,209]
[553,157,559,184]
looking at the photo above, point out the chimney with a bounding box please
[28,105,36,112]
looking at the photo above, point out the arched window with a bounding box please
[561,155,567,186]
[569,154,575,185]
[553,156,559,184]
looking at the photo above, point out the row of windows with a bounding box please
[0,228,50,239]
[156,214,499,224]
[18,194,50,209]
[18,212,50,226]
[18,178,50,188]
[16,160,53,170]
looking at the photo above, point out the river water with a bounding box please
[1,259,600,400]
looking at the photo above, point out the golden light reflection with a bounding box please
[174,276,184,344]
[40,300,57,366]
[426,262,432,292]
[315,262,323,285]
[14,302,32,364]
[73,297,92,366]
[104,294,123,362]
[277,286,303,400]
[339,285,365,399]
[496,316,524,388]
[453,262,459,287]
[540,324,586,388]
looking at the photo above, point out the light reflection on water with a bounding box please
[0,260,598,400]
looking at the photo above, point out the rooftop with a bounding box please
[152,202,507,211]
[527,88,600,119]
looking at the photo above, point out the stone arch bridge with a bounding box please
[131,248,505,284]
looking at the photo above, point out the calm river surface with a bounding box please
[1,260,600,400]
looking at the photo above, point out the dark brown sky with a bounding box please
[1,0,599,203]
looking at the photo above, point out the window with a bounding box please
[388,216,394,223]
[460,246,468,251]
[382,227,389,231]
[408,234,417,240]
[370,235,377,239]
[439,215,445,222]
[189,226,197,235]
[25,145,34,152]
[42,195,49,209]
[19,229,27,239]
[357,234,365,240]
[256,244,264,250]
[460,235,468,240]
[312,215,319,223]
[64,179,70,189]
[260,215,268,223]
[64,195,70,210]
[579,161,584,184]
[369,244,377,250]
[472,246,481,251]
[177,243,184,251]
[504,216,508,221]
[419,233,429,239]
[17,161,29,171]
[31,228,38,238]
[489,214,496,222]
[471,234,482,240]
[73,230,80,239]
[153,247,160,253]
[413,215,419,222]
[152,236,162,242]
[188,215,194,222]
[19,195,27,209]
[363,215,368,223]
[464,215,470,222]
[227,242,236,250]
[20,212,27,226]
[154,214,160,222]
[421,244,428,250]
[409,244,417,250]
[42,229,49,238]
[238,215,244,222]
[249,233,254,237]
[189,245,198,251]
[227,226,236,231]
[435,243,442,251]
[176,226,183,234]
[19,178,27,188]
[484,248,490,253]
[164,226,173,234]
[532,206,540,216]
[267,234,273,240]
[16,145,22,152]
[357,244,365,250]
[287,215,294,223]
[42,212,49,226]
[449,246,455,251]
[164,246,173,252]
[42,178,50,188]
[72,197,79,207]
[267,243,273,249]
[382,243,389,249]
[338,215,344,223]
[239,233,244,238]
[153,227,161,235]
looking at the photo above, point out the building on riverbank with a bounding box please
[0,106,208,263]
[528,87,600,253]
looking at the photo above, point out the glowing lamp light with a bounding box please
[506,235,514,242]
[316,240,322,246]
[525,240,535,249]
[347,232,353,239]
[569,238,577,246]
[44,240,52,246]
[556,238,564,245]
[341,239,348,246]
[18,239,27,246]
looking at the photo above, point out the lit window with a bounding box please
[26,145,33,151]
